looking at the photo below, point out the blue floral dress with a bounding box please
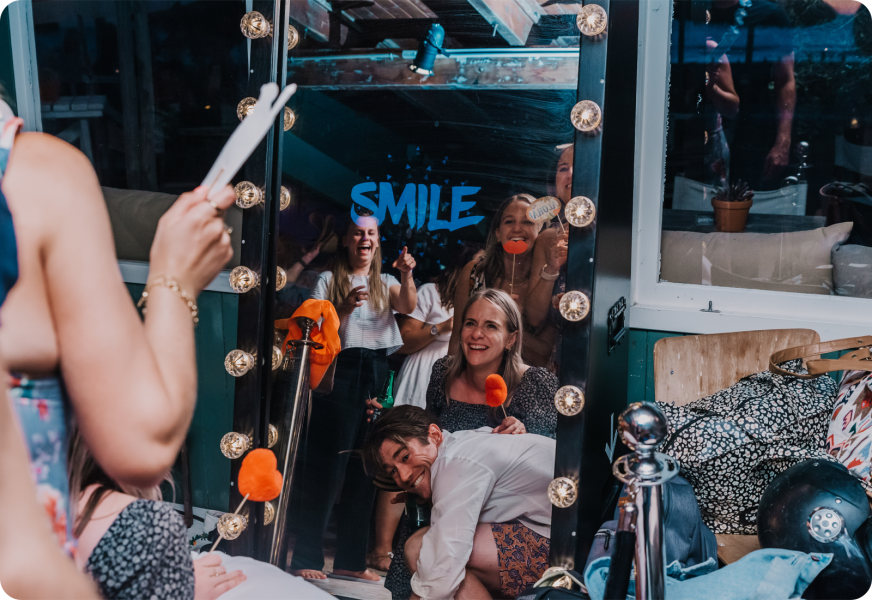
[0,106,75,555]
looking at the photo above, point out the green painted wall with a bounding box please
[127,284,237,512]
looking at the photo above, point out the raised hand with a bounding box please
[546,232,569,273]
[392,246,416,274]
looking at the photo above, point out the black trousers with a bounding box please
[289,347,388,572]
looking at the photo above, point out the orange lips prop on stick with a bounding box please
[502,240,529,297]
[210,449,284,554]
[485,374,509,419]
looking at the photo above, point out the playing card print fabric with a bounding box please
[658,360,838,534]
[826,367,872,491]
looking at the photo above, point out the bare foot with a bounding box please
[367,553,393,572]
[291,569,327,580]
[332,568,381,582]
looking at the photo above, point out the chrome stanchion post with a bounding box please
[268,316,322,567]
[612,402,679,600]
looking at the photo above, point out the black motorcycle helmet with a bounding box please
[757,459,872,599]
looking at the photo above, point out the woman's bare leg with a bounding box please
[370,489,404,570]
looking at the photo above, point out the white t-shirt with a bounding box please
[311,271,404,355]
[393,283,453,409]
[411,428,556,600]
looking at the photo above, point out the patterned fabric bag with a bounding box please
[826,369,872,491]
[658,360,838,534]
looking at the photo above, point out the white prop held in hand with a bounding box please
[201,82,298,200]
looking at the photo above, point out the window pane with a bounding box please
[661,0,872,299]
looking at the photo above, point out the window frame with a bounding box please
[629,1,872,341]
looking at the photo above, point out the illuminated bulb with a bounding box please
[237,97,257,121]
[280,186,291,211]
[566,196,596,228]
[559,291,590,322]
[554,385,585,416]
[272,345,283,370]
[264,501,275,525]
[268,424,279,448]
[240,11,271,39]
[276,267,287,291]
[225,349,255,377]
[234,181,263,208]
[706,9,711,24]
[576,4,607,36]
[287,24,300,50]
[704,130,709,145]
[570,100,602,133]
[284,107,296,131]
[220,432,251,459]
[548,477,578,508]
[229,266,259,293]
[216,513,247,540]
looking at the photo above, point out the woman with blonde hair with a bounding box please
[290,209,417,584]
[376,288,559,599]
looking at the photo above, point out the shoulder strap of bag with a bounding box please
[769,335,872,379]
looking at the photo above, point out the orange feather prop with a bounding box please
[485,374,508,407]
[238,448,283,502]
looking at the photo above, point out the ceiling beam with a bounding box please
[465,0,540,46]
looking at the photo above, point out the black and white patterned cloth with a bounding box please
[86,499,195,600]
[658,360,839,535]
[384,355,559,599]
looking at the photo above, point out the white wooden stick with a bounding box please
[208,494,250,554]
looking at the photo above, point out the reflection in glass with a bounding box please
[284,107,296,131]
[263,501,275,525]
[280,186,292,211]
[276,267,287,291]
[566,196,596,228]
[287,25,299,50]
[271,345,283,371]
[571,100,602,132]
[268,424,278,449]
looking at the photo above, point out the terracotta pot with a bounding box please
[711,198,753,232]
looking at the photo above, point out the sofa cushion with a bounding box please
[832,244,872,298]
[660,222,853,294]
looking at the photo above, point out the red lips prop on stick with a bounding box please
[485,374,509,420]
[210,449,283,554]
[502,240,529,296]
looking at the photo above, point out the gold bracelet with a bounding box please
[136,277,199,325]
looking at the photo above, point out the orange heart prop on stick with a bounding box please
[239,448,283,502]
[485,374,509,420]
[502,240,529,297]
[210,449,284,554]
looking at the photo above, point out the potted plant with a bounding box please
[711,180,754,233]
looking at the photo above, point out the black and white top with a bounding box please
[311,271,403,354]
[86,500,195,600]
[425,356,559,438]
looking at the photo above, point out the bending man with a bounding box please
[363,405,556,599]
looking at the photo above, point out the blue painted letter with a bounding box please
[449,187,483,231]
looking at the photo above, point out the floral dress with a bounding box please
[0,105,75,555]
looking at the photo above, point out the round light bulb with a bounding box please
[240,11,271,39]
[229,266,259,293]
[554,385,585,416]
[268,424,279,449]
[576,4,607,36]
[271,345,283,371]
[276,267,287,291]
[264,501,276,525]
[280,186,291,211]
[287,24,300,50]
[234,181,263,209]
[225,349,255,377]
[219,431,251,459]
[237,97,257,121]
[559,291,590,322]
[571,100,602,133]
[216,513,247,540]
[566,196,596,228]
[548,477,578,508]
[284,107,296,131]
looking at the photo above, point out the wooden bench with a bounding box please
[653,328,821,565]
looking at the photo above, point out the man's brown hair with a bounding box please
[362,405,442,477]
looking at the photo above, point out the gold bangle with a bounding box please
[136,277,199,325]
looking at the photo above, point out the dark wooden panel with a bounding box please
[288,0,330,41]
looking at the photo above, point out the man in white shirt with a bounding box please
[363,405,556,600]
